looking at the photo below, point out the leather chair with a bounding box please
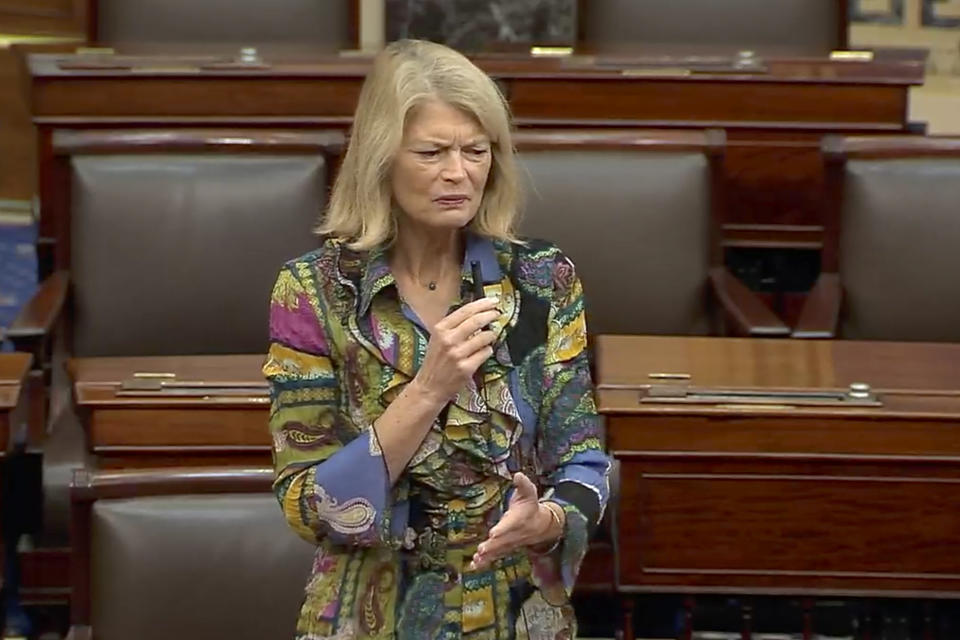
[579,0,846,56]
[514,129,789,337]
[66,467,314,640]
[792,135,960,341]
[4,129,343,630]
[12,129,342,360]
[90,0,354,52]
[10,127,343,522]
[513,131,787,621]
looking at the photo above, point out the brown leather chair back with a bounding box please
[514,131,718,336]
[56,130,343,357]
[72,468,314,640]
[580,0,845,55]
[93,0,352,51]
[831,143,960,341]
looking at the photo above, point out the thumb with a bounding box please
[512,472,539,501]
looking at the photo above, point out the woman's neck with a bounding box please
[390,225,462,288]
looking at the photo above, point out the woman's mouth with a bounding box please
[434,195,468,208]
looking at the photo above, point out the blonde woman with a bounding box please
[264,39,610,639]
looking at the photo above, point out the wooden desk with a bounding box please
[67,352,614,591]
[27,53,921,129]
[0,351,63,606]
[26,51,925,262]
[69,354,270,468]
[596,335,960,610]
[0,352,33,453]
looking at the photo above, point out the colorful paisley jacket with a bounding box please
[263,232,611,640]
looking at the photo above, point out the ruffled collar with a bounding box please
[332,232,523,472]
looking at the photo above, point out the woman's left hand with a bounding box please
[470,473,562,570]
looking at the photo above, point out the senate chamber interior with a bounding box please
[1,1,960,639]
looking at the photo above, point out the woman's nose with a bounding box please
[440,151,467,181]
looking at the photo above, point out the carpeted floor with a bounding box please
[0,215,37,346]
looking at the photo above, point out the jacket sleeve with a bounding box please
[263,261,392,547]
[533,253,611,597]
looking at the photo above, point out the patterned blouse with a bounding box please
[263,232,611,640]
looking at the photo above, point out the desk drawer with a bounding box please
[616,454,960,595]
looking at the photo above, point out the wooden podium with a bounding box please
[595,335,960,623]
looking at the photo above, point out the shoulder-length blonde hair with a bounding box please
[317,39,521,250]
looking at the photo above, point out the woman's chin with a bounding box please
[426,209,479,230]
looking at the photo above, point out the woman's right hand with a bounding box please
[412,296,500,403]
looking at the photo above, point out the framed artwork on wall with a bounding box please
[384,0,577,52]
[922,0,960,27]
[849,0,905,24]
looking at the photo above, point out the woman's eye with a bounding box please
[467,147,489,157]
[416,150,440,158]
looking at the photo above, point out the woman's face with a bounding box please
[391,99,492,232]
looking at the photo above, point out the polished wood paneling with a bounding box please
[0,46,36,200]
[33,76,364,118]
[596,335,960,598]
[0,0,87,35]
[619,456,960,594]
[86,418,271,465]
[508,80,906,129]
[0,352,31,408]
[89,409,270,447]
[595,335,960,394]
[724,133,826,233]
[24,52,923,249]
[26,55,918,128]
[0,351,33,451]
[71,354,269,466]
[70,353,266,389]
[95,453,269,469]
[607,414,960,457]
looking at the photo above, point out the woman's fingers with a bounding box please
[472,532,522,569]
[470,488,545,569]
[449,308,500,342]
[457,329,497,358]
[435,296,499,331]
[511,472,539,502]
[415,297,501,399]
[460,345,494,378]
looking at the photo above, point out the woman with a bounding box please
[264,39,610,640]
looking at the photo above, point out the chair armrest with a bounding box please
[6,271,69,342]
[791,273,841,339]
[65,626,92,640]
[708,267,790,337]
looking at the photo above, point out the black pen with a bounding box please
[470,260,489,396]
[470,260,486,306]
